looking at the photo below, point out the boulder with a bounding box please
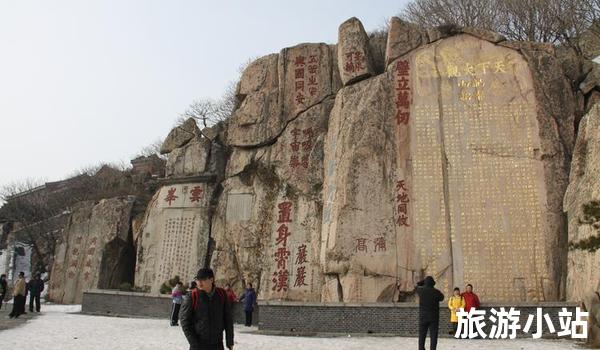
[385,17,428,67]
[226,44,338,147]
[587,90,600,113]
[160,118,200,154]
[238,53,279,97]
[337,17,375,85]
[580,64,600,95]
[280,43,337,121]
[165,136,211,177]
[555,46,587,86]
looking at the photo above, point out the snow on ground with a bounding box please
[0,304,585,349]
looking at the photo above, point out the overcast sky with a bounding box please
[0,0,405,190]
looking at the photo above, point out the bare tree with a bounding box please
[400,0,600,51]
[0,163,153,275]
[401,0,503,31]
[0,179,72,274]
[179,56,259,129]
[180,81,238,128]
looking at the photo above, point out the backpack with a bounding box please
[191,287,227,310]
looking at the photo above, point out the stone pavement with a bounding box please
[0,301,38,331]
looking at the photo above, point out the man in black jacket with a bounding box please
[415,276,444,350]
[27,274,44,312]
[180,268,234,350]
[0,274,7,310]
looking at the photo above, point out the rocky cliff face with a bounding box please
[116,16,600,304]
[133,117,226,293]
[210,40,339,300]
[205,17,579,303]
[321,29,574,303]
[565,104,600,302]
[49,197,135,304]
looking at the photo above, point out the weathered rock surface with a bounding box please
[279,43,337,131]
[385,17,428,66]
[565,104,600,303]
[49,197,135,304]
[165,136,211,177]
[580,64,600,94]
[320,33,570,303]
[102,16,582,304]
[579,23,600,60]
[337,17,374,85]
[321,72,401,302]
[582,292,600,348]
[211,98,332,301]
[587,90,600,113]
[135,183,215,293]
[461,27,505,43]
[508,41,575,300]
[226,44,338,148]
[160,118,200,154]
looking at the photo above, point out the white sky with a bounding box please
[0,0,405,189]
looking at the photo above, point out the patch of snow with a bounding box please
[0,305,585,349]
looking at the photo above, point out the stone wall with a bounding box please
[258,301,578,338]
[81,289,257,325]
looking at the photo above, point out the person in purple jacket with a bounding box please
[171,281,184,326]
[238,282,257,327]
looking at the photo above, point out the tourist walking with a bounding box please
[415,276,444,350]
[447,287,465,335]
[8,272,26,319]
[27,273,44,312]
[180,268,234,350]
[238,282,256,327]
[171,281,183,326]
[0,274,7,310]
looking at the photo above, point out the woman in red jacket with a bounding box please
[461,283,481,312]
[224,283,237,303]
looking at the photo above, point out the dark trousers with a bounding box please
[189,344,224,350]
[0,293,4,310]
[244,310,252,326]
[171,303,181,325]
[9,295,26,318]
[450,322,458,336]
[418,320,439,350]
[29,293,41,312]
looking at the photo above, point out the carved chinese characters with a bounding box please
[135,183,213,293]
